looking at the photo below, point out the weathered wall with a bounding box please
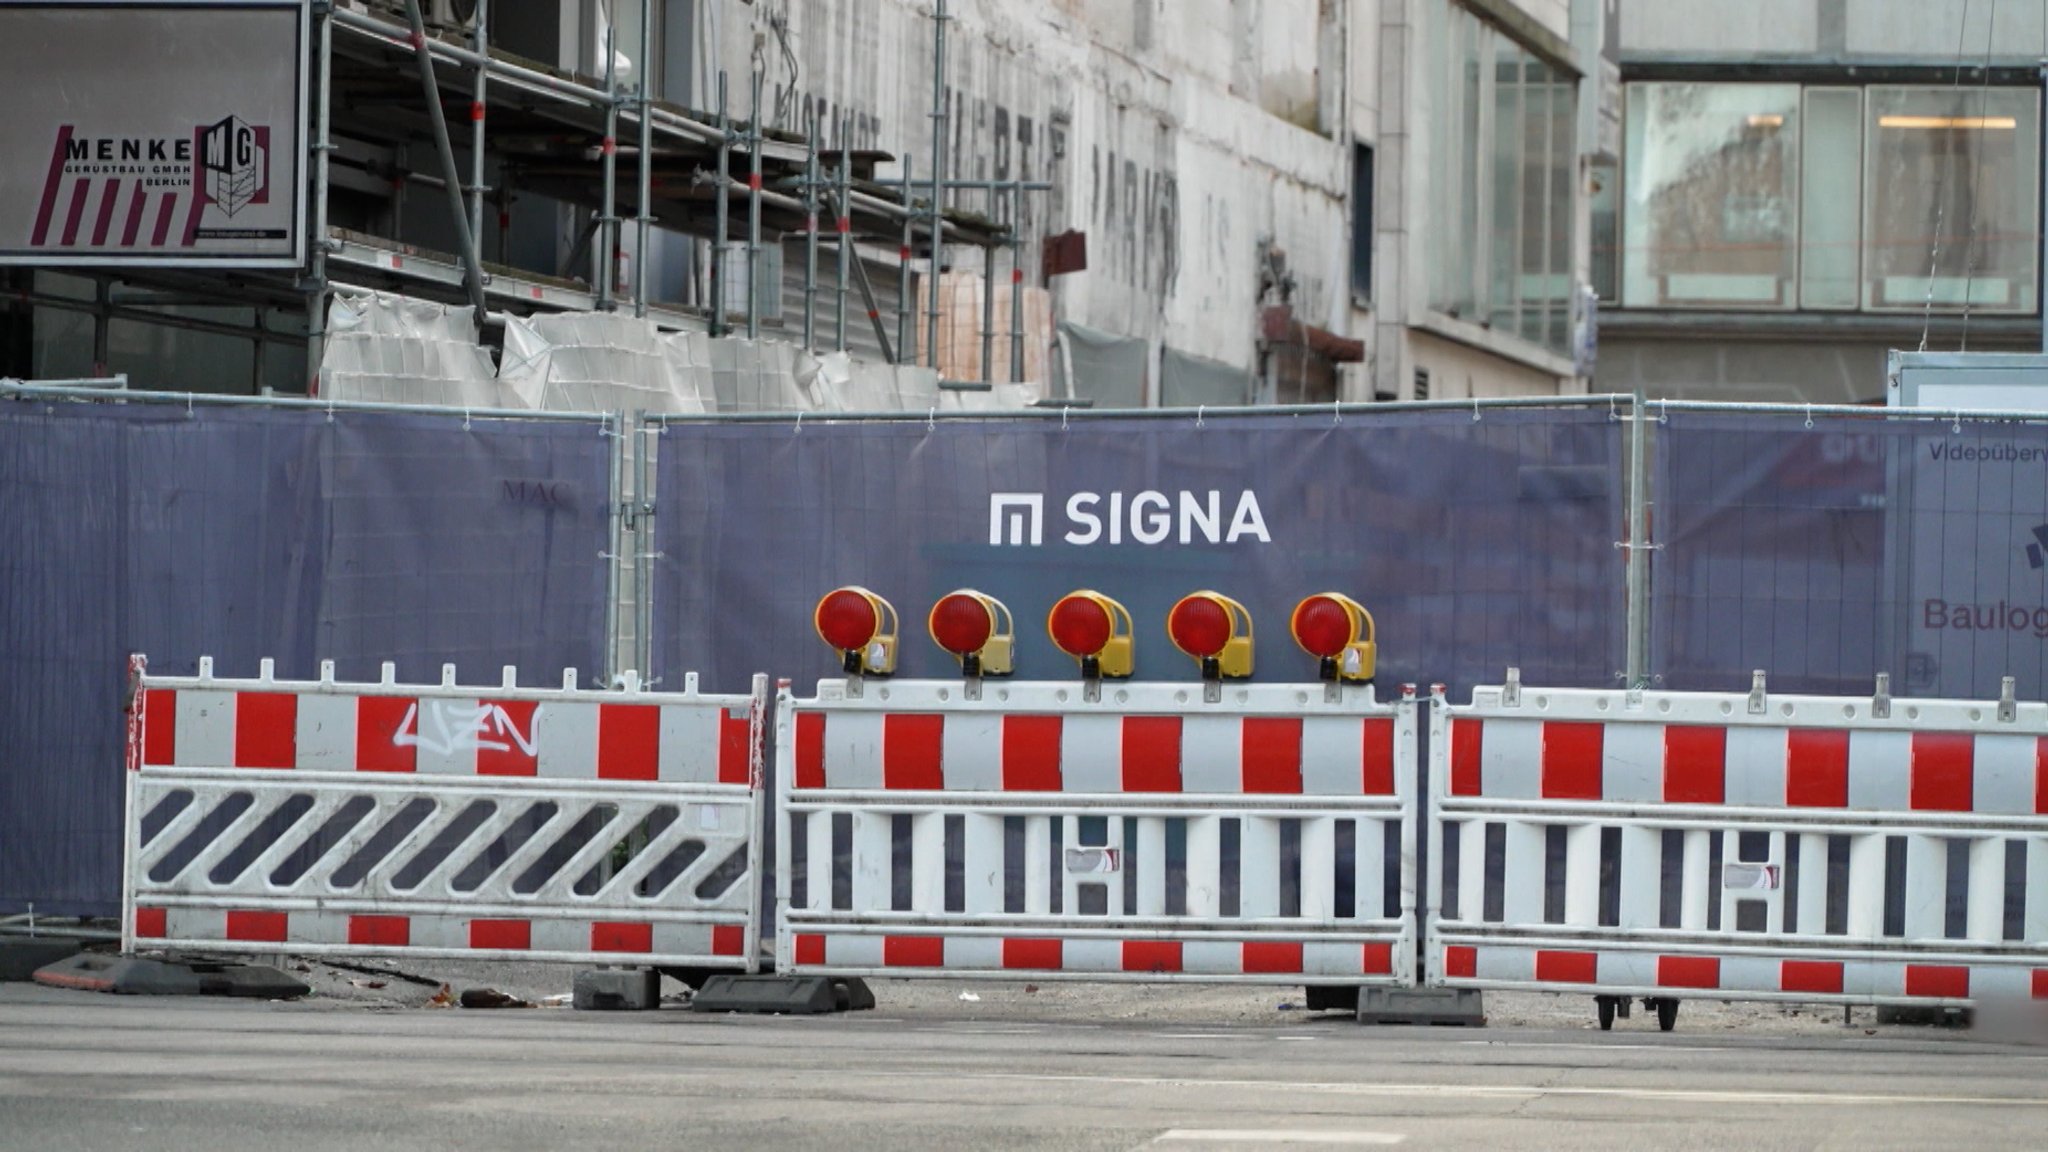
[703,0,1353,370]
[1620,0,2048,61]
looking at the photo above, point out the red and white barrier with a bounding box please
[122,655,768,971]
[1428,676,2048,1006]
[776,677,1417,986]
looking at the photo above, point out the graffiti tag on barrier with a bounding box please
[393,700,538,757]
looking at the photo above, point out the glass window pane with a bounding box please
[1590,158,1619,302]
[1800,88,1861,309]
[1863,86,2039,314]
[1489,42,1526,333]
[1623,83,1800,309]
[1429,3,1483,318]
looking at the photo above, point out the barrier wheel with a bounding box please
[1654,997,1679,1032]
[1596,995,1616,1031]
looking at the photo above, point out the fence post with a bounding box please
[1625,389,1650,690]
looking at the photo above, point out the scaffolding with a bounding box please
[1,0,1052,393]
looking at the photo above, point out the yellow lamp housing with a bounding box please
[1289,592,1377,684]
[813,585,899,676]
[927,589,1015,677]
[1046,590,1136,679]
[1166,590,1254,681]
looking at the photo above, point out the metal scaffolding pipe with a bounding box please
[836,115,851,351]
[305,2,335,393]
[640,393,1632,427]
[980,215,995,383]
[596,12,619,312]
[871,178,1054,191]
[399,0,488,320]
[605,413,624,683]
[1625,388,1649,690]
[803,108,819,349]
[897,155,915,363]
[9,288,310,346]
[0,380,614,423]
[468,0,489,252]
[633,0,653,318]
[927,0,949,369]
[1009,182,1024,384]
[747,68,764,341]
[711,73,728,337]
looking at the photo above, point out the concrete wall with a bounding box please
[1621,0,2048,62]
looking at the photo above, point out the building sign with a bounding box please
[0,1,307,267]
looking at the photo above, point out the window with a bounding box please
[1351,142,1374,304]
[1864,87,2039,313]
[1426,3,1576,353]
[1618,81,2041,315]
[1622,83,1801,309]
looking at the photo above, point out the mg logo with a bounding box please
[200,115,268,216]
[989,490,1270,547]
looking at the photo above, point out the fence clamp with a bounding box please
[1501,667,1521,708]
[1747,670,1767,715]
[1871,672,1891,720]
[1999,676,2017,724]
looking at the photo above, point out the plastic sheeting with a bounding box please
[317,291,501,408]
[1160,346,1254,407]
[1059,320,1148,408]
[1653,411,2048,700]
[0,398,612,916]
[650,407,1625,697]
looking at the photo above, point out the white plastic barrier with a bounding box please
[1427,674,2048,1006]
[123,656,768,970]
[775,677,1417,985]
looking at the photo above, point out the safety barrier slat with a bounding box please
[1427,679,2048,1007]
[122,655,768,972]
[776,677,1418,986]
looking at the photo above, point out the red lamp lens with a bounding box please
[930,593,994,655]
[1167,596,1232,659]
[1049,596,1113,657]
[1291,595,1355,659]
[816,589,879,651]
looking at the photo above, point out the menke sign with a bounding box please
[0,0,308,268]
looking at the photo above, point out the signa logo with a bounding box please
[989,491,1271,547]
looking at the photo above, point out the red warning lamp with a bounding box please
[927,589,1013,676]
[1047,590,1134,678]
[814,586,898,675]
[1166,591,1253,680]
[1290,592,1376,683]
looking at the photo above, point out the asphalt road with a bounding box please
[2,981,2046,1151]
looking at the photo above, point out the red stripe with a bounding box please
[1012,267,1023,284]
[1450,718,1483,796]
[477,699,541,777]
[1003,938,1062,969]
[1362,942,1394,976]
[1905,965,1969,999]
[2034,970,2048,1000]
[469,919,530,950]
[795,934,825,965]
[748,173,762,191]
[90,180,120,245]
[1445,945,1477,979]
[30,126,72,245]
[1121,716,1182,791]
[121,187,148,246]
[355,697,417,773]
[234,692,298,769]
[470,101,485,121]
[134,907,166,939]
[883,713,945,789]
[143,689,177,766]
[1360,717,1396,795]
[884,936,945,967]
[1910,732,1974,812]
[718,707,752,785]
[2038,738,2048,815]
[712,925,745,956]
[1663,725,1726,804]
[151,195,176,246]
[1123,941,1181,974]
[597,703,659,781]
[1541,722,1604,800]
[347,915,410,947]
[1241,717,1303,793]
[1242,941,1302,974]
[1535,949,1598,984]
[835,216,850,233]
[592,922,654,953]
[1001,715,1063,790]
[795,712,826,788]
[1657,955,1720,989]
[60,178,90,245]
[1786,730,1850,808]
[1781,960,1843,994]
[225,910,287,943]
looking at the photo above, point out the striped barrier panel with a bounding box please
[1427,675,2048,1006]
[123,655,768,970]
[775,677,1418,985]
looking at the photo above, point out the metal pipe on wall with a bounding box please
[596,7,620,312]
[711,72,728,337]
[1009,181,1024,384]
[634,0,653,318]
[897,155,914,364]
[747,69,764,341]
[468,0,489,252]
[927,0,949,370]
[980,213,995,383]
[835,114,851,351]
[305,1,335,393]
[803,107,819,349]
[399,0,488,320]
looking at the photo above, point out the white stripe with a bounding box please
[1973,734,2037,815]
[176,690,236,767]
[1060,713,1122,793]
[941,713,1002,791]
[1153,1131,1403,1146]
[295,694,356,770]
[535,700,597,779]
[657,701,723,785]
[1601,722,1664,803]
[1480,718,1544,800]
[1848,730,1911,811]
